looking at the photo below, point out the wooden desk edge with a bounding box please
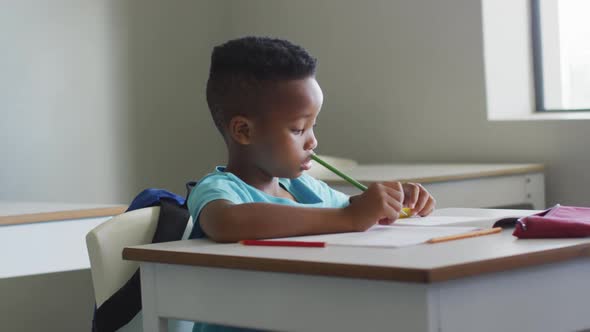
[122,247,430,283]
[122,239,590,284]
[0,206,128,226]
[428,242,590,282]
[322,164,545,185]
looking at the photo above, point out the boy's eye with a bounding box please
[291,129,304,135]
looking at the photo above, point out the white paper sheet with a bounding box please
[272,225,481,248]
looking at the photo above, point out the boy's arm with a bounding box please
[200,182,407,242]
[200,200,354,242]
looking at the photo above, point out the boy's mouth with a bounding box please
[301,158,312,171]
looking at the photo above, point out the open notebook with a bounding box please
[270,224,481,248]
[396,215,498,227]
[263,215,512,248]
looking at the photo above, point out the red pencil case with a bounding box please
[513,205,590,238]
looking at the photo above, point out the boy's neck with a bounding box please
[225,160,283,196]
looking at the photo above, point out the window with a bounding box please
[532,0,590,112]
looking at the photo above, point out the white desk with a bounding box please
[0,202,126,332]
[124,208,590,332]
[312,163,545,210]
[0,201,127,278]
[0,216,113,278]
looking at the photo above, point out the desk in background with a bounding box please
[311,163,545,210]
[124,208,590,332]
[1,201,127,278]
[0,202,126,332]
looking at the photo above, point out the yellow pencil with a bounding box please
[427,227,502,244]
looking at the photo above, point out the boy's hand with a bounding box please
[401,182,436,217]
[344,182,406,231]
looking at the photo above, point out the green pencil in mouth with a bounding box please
[310,153,410,217]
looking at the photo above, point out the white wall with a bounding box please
[224,0,590,207]
[0,0,227,204]
[0,1,227,331]
[2,0,589,206]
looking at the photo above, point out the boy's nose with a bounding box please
[305,132,318,151]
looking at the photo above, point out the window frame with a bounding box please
[531,0,590,113]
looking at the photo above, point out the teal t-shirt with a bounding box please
[187,166,350,239]
[187,167,350,332]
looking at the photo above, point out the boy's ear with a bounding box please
[228,115,253,145]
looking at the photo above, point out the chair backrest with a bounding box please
[86,207,160,307]
[86,206,194,332]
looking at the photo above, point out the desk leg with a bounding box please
[140,263,168,332]
[525,173,545,209]
[436,258,590,331]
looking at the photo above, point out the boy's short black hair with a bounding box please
[206,36,317,136]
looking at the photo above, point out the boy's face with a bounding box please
[249,77,323,178]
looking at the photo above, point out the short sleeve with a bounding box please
[187,174,249,238]
[297,173,350,208]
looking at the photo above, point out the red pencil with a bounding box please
[239,240,326,248]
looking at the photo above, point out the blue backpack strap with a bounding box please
[126,188,186,212]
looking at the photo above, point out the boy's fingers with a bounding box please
[410,184,428,211]
[378,217,394,225]
[382,186,404,202]
[382,188,404,211]
[380,181,403,192]
[368,182,405,219]
[382,181,404,202]
[374,194,401,221]
[403,183,420,208]
[385,196,404,218]
[417,193,436,216]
